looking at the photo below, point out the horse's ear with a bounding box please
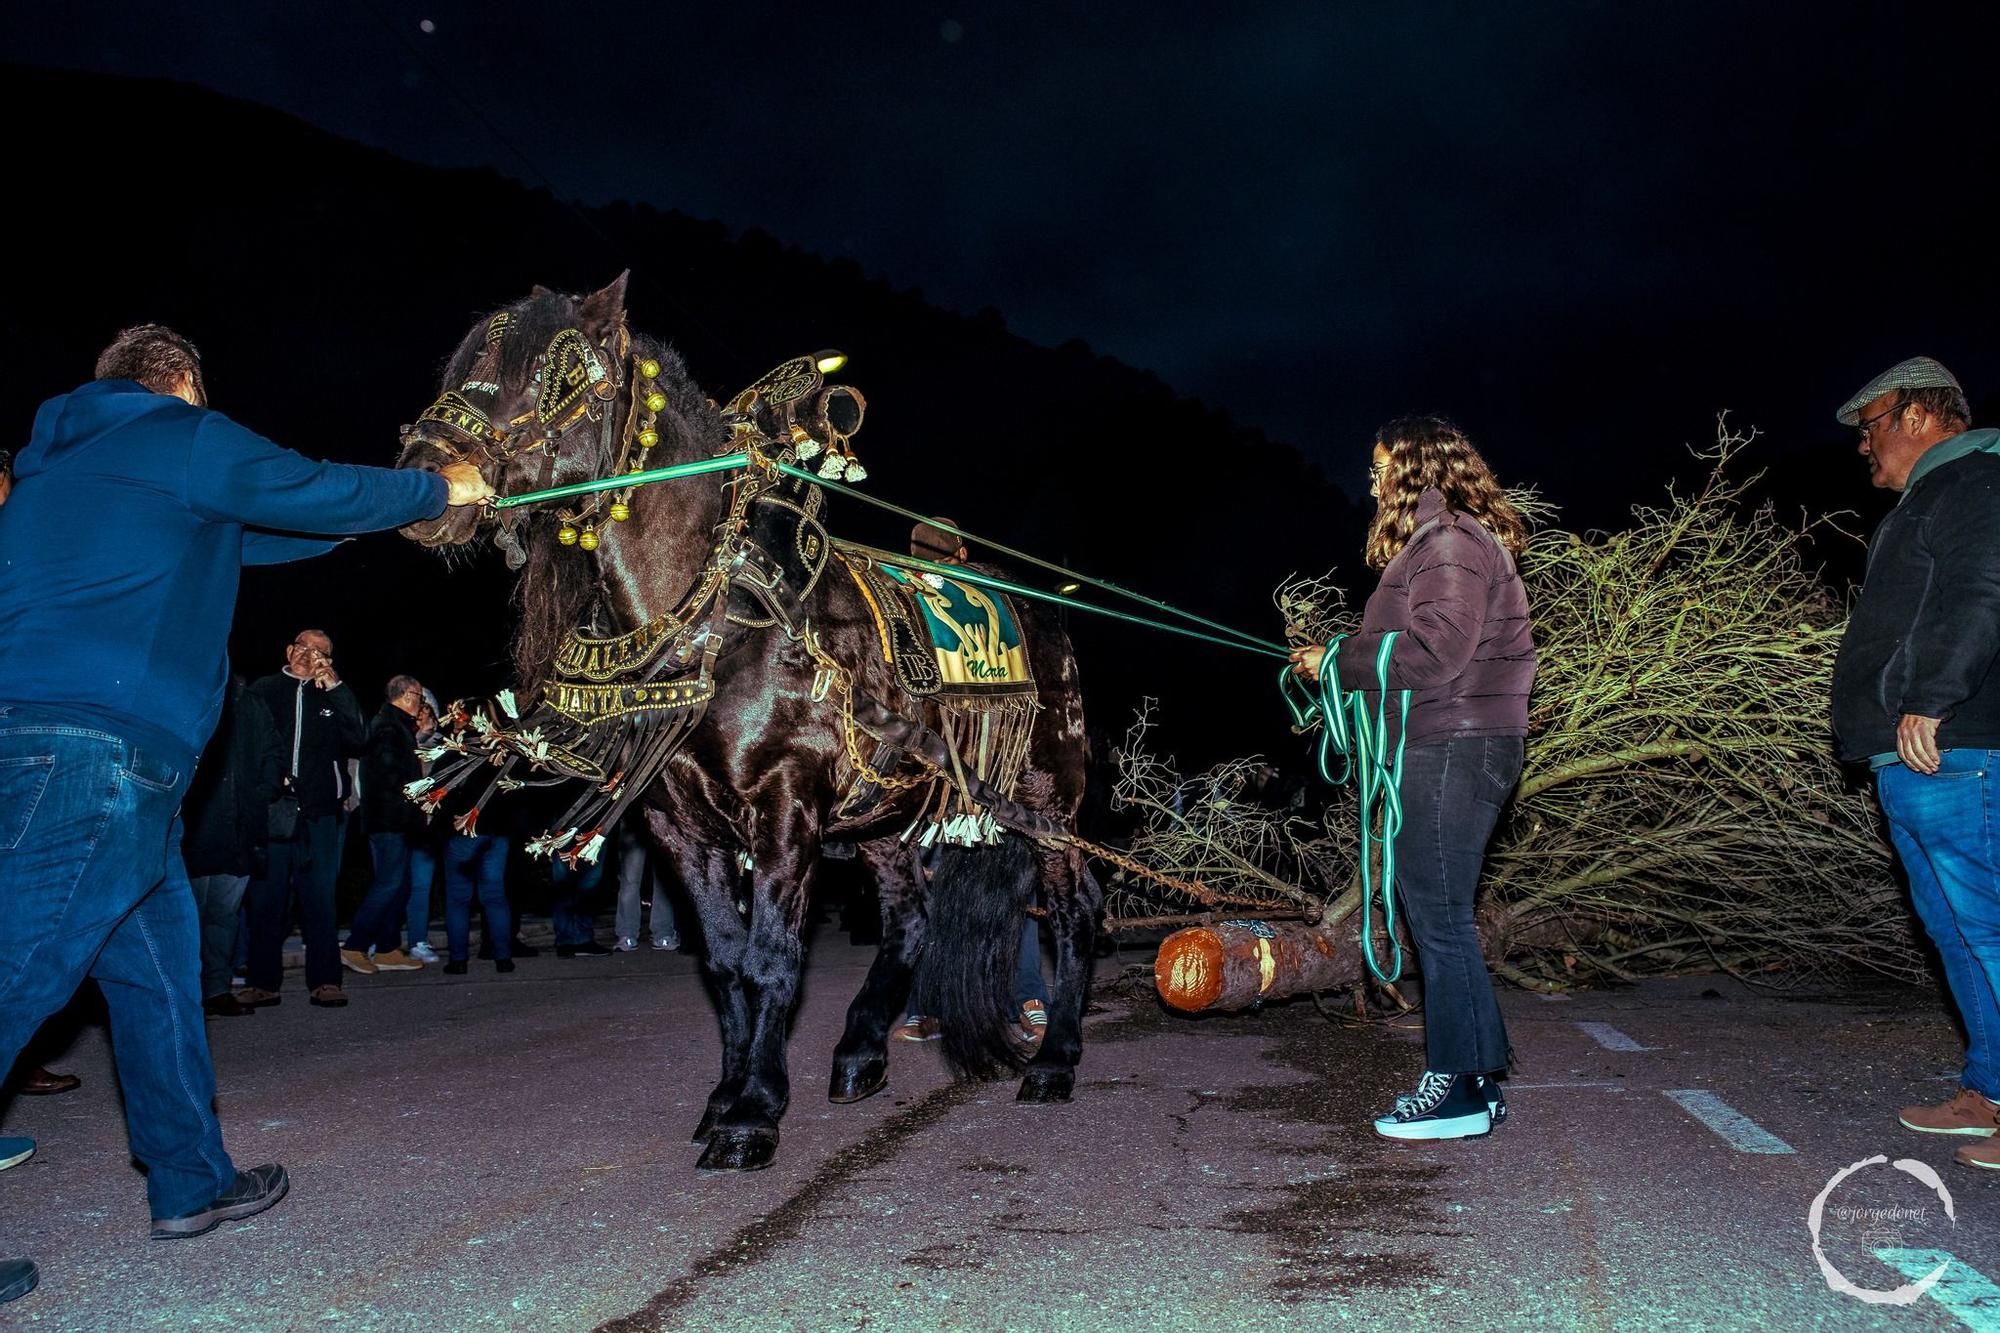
[577,271,631,341]
[529,284,556,300]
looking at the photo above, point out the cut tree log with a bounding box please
[1153,904,1518,1012]
[1154,919,1368,1012]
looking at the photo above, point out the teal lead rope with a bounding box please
[1280,632,1412,983]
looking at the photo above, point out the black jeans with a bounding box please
[244,813,344,992]
[1393,734,1521,1075]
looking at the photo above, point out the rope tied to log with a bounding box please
[1280,631,1410,982]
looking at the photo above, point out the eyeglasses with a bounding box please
[289,640,329,660]
[1857,397,1911,441]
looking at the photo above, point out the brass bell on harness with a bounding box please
[638,428,659,448]
[644,391,667,414]
[609,502,631,522]
[557,525,579,546]
[639,358,661,380]
[578,528,600,551]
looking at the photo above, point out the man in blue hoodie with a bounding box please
[0,325,491,1299]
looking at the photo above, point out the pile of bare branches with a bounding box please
[1110,424,1923,987]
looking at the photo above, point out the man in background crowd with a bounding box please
[242,630,369,1008]
[184,677,282,1017]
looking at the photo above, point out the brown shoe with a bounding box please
[369,949,423,972]
[1956,1137,2000,1170]
[203,993,256,1018]
[232,987,282,1008]
[338,948,377,975]
[1899,1087,2000,1136]
[16,1067,80,1096]
[1017,1000,1048,1048]
[309,984,349,1008]
[892,1015,941,1043]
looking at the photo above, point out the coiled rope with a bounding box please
[1280,633,1411,982]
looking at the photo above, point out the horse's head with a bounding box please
[396,273,637,551]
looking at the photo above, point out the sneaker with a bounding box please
[1478,1074,1508,1128]
[0,1138,33,1172]
[0,1257,35,1304]
[442,960,468,976]
[309,984,349,1008]
[339,948,377,975]
[232,986,282,1008]
[1956,1138,2000,1171]
[407,942,440,964]
[892,1015,942,1043]
[370,949,424,972]
[1900,1087,2000,1136]
[651,936,680,951]
[614,937,640,953]
[555,941,613,958]
[150,1164,289,1239]
[1017,1000,1048,1047]
[1373,1071,1493,1141]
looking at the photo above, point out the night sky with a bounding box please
[20,0,1998,527]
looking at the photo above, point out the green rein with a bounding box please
[1280,632,1411,983]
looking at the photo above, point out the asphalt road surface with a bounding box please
[3,929,1998,1331]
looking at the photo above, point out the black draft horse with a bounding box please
[394,275,1101,1170]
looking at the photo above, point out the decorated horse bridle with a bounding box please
[401,311,677,552]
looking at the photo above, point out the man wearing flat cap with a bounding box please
[1830,355,2000,1171]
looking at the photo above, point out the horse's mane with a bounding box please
[442,292,724,695]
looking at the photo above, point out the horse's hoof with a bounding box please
[696,1127,779,1172]
[690,1108,719,1144]
[1016,1067,1074,1103]
[828,1056,888,1104]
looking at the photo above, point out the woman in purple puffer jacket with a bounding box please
[1291,416,1535,1142]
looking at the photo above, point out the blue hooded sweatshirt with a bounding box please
[0,380,448,773]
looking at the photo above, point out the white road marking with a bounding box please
[1577,1021,1657,1051]
[1664,1089,1796,1154]
[1875,1249,2000,1330]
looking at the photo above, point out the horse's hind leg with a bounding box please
[829,838,925,1104]
[1019,845,1103,1104]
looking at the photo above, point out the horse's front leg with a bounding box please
[1019,846,1102,1104]
[829,838,926,1104]
[647,820,750,1145]
[696,802,816,1172]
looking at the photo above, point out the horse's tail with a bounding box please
[913,835,1037,1080]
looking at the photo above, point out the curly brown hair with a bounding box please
[1364,415,1528,570]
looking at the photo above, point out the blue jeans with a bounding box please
[406,839,437,950]
[1016,915,1047,1008]
[345,832,414,955]
[0,707,238,1217]
[1394,734,1521,1075]
[613,831,679,946]
[245,814,344,991]
[1878,750,2000,1101]
[444,835,511,962]
[550,851,607,947]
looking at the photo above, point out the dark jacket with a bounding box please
[250,670,368,819]
[0,379,448,772]
[361,702,425,834]
[1337,489,1536,745]
[1831,449,2000,762]
[183,680,283,878]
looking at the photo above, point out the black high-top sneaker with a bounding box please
[1373,1071,1493,1141]
[1478,1074,1508,1128]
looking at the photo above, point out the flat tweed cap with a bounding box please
[910,518,965,561]
[1837,356,1963,426]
